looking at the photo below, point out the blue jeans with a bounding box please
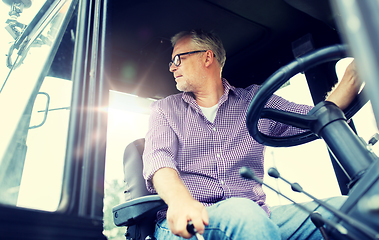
[154,196,346,240]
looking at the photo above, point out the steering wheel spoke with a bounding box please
[261,108,317,130]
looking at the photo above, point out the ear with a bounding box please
[204,50,214,68]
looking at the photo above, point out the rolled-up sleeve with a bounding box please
[142,101,179,193]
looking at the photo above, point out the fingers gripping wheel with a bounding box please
[246,44,365,147]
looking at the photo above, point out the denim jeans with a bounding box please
[154,196,346,240]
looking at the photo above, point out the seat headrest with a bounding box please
[123,138,151,201]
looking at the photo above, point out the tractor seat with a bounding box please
[113,138,166,240]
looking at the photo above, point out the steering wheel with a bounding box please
[246,44,368,147]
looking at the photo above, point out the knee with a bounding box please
[206,198,280,239]
[324,196,347,208]
[317,196,348,219]
[209,198,277,228]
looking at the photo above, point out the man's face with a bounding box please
[169,37,205,92]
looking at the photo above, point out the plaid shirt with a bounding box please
[143,79,311,219]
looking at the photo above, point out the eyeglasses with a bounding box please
[169,50,207,69]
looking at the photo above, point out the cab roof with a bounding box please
[98,0,342,99]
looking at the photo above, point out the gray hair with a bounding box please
[171,29,226,70]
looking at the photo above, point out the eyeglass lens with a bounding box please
[169,55,180,69]
[169,50,208,69]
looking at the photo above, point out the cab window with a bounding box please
[103,91,155,238]
[0,0,75,211]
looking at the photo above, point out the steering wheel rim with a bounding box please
[246,44,367,147]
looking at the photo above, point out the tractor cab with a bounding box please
[0,0,379,239]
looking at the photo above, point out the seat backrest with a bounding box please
[123,138,151,201]
[119,138,165,240]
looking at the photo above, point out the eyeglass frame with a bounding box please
[168,50,208,69]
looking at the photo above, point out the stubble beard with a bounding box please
[176,78,192,92]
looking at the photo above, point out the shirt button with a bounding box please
[213,127,216,131]
[216,153,221,158]
[220,180,224,184]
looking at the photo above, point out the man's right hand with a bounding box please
[152,168,209,239]
[166,196,208,238]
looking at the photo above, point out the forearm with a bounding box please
[326,80,359,110]
[152,167,208,238]
[152,167,194,206]
[326,61,361,110]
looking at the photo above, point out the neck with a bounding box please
[194,77,224,107]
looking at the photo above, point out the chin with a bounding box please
[176,83,188,92]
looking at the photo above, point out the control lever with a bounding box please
[367,133,379,152]
[311,212,331,240]
[368,133,379,146]
[187,221,205,240]
[267,167,379,240]
[240,166,360,240]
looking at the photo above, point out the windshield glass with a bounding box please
[0,0,75,211]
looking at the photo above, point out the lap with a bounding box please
[155,198,279,240]
[154,196,347,240]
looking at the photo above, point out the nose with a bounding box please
[169,63,177,73]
